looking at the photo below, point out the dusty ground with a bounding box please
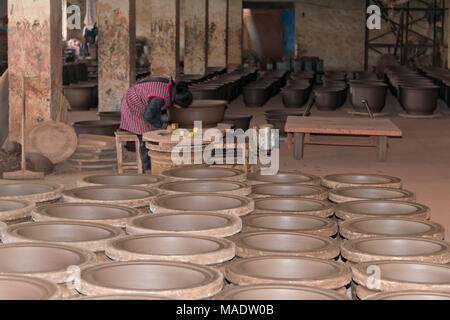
[3,90,449,239]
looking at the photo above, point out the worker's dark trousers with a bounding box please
[136,134,151,172]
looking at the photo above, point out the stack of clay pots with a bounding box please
[349,72,388,114]
[63,62,98,111]
[243,70,288,107]
[315,71,348,111]
[282,71,314,108]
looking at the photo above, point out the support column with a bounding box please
[227,0,243,71]
[184,0,208,75]
[98,0,136,112]
[208,0,228,68]
[150,0,180,78]
[8,0,62,142]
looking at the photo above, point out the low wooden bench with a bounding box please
[285,116,403,162]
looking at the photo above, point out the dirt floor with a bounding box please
[5,90,450,239]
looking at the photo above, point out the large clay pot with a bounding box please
[401,85,439,115]
[350,81,388,113]
[167,100,227,128]
[223,114,253,131]
[282,86,311,108]
[72,120,120,137]
[243,86,269,107]
[64,86,93,111]
[98,112,121,122]
[315,88,340,110]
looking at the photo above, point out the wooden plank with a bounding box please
[285,116,403,137]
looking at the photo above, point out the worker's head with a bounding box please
[173,81,193,108]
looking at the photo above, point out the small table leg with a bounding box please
[294,133,305,160]
[377,136,388,162]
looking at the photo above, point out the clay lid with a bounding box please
[0,275,60,300]
[0,243,96,283]
[232,231,340,259]
[352,261,450,293]
[161,167,246,182]
[2,221,124,252]
[0,182,63,203]
[341,237,450,264]
[247,171,319,185]
[335,200,430,220]
[156,180,251,196]
[150,193,254,217]
[78,174,166,188]
[251,183,328,200]
[126,212,242,237]
[321,174,402,189]
[106,234,235,265]
[76,294,174,300]
[214,284,348,300]
[365,290,450,300]
[339,217,445,240]
[0,199,35,222]
[63,186,158,208]
[254,197,334,218]
[242,214,337,237]
[225,256,351,289]
[329,187,415,204]
[32,203,140,228]
[79,261,223,299]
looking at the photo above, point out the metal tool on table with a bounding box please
[303,94,315,117]
[362,99,374,119]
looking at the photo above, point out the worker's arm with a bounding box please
[143,97,165,129]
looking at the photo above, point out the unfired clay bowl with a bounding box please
[0,199,35,222]
[365,291,450,300]
[329,187,415,204]
[78,173,166,188]
[254,197,334,218]
[0,275,60,300]
[0,182,63,204]
[321,174,402,189]
[156,180,251,196]
[161,167,246,182]
[247,172,320,185]
[251,183,328,200]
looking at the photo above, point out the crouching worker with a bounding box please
[120,77,193,172]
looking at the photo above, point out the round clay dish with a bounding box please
[341,237,450,264]
[0,182,63,204]
[150,193,254,217]
[106,234,235,265]
[156,180,251,196]
[242,214,337,237]
[335,200,430,221]
[339,217,445,240]
[365,291,450,300]
[251,183,328,200]
[2,221,124,252]
[0,275,60,300]
[232,231,340,259]
[247,171,320,185]
[126,212,242,238]
[32,203,140,228]
[0,199,35,222]
[214,284,348,300]
[329,187,415,204]
[79,261,223,299]
[78,173,166,188]
[254,197,334,218]
[161,167,246,182]
[321,174,402,189]
[225,256,351,289]
[63,186,158,208]
[76,294,174,300]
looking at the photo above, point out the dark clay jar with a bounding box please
[350,81,388,113]
[400,86,439,115]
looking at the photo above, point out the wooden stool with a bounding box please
[115,131,143,174]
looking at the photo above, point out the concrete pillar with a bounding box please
[98,0,136,112]
[227,0,243,70]
[208,0,228,68]
[7,0,62,142]
[150,0,180,78]
[184,0,208,75]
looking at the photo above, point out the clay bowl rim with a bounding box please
[364,290,450,300]
[247,171,320,185]
[251,183,328,199]
[78,173,166,188]
[321,173,402,189]
[156,180,251,196]
[186,100,229,108]
[0,199,36,222]
[253,197,334,217]
[329,186,415,203]
[224,255,351,289]
[126,212,242,238]
[349,81,388,88]
[161,167,246,182]
[0,274,61,300]
[0,182,64,202]
[74,294,176,300]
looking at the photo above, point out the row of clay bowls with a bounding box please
[243,70,288,107]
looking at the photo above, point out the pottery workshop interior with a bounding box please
[1,0,450,306]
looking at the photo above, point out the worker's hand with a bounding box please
[173,104,183,109]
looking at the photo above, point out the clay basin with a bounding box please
[251,183,328,200]
[400,86,439,115]
[225,256,351,289]
[214,284,348,300]
[2,221,124,252]
[76,294,173,300]
[350,81,388,113]
[329,187,415,204]
[0,243,95,282]
[335,200,430,221]
[223,114,253,131]
[321,173,402,189]
[156,180,251,196]
[167,100,227,128]
[78,173,165,188]
[72,120,120,137]
[341,237,450,264]
[32,203,140,228]
[315,88,341,111]
[0,199,35,222]
[150,193,254,217]
[63,186,158,208]
[97,112,121,122]
[64,86,93,111]
[243,86,269,107]
[0,275,60,300]
[161,167,246,182]
[79,261,223,299]
[339,217,445,240]
[247,171,319,185]
[126,212,242,238]
[0,182,63,203]
[105,234,235,265]
[232,231,339,259]
[366,291,450,300]
[282,87,311,108]
[254,197,334,218]
[242,214,337,237]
